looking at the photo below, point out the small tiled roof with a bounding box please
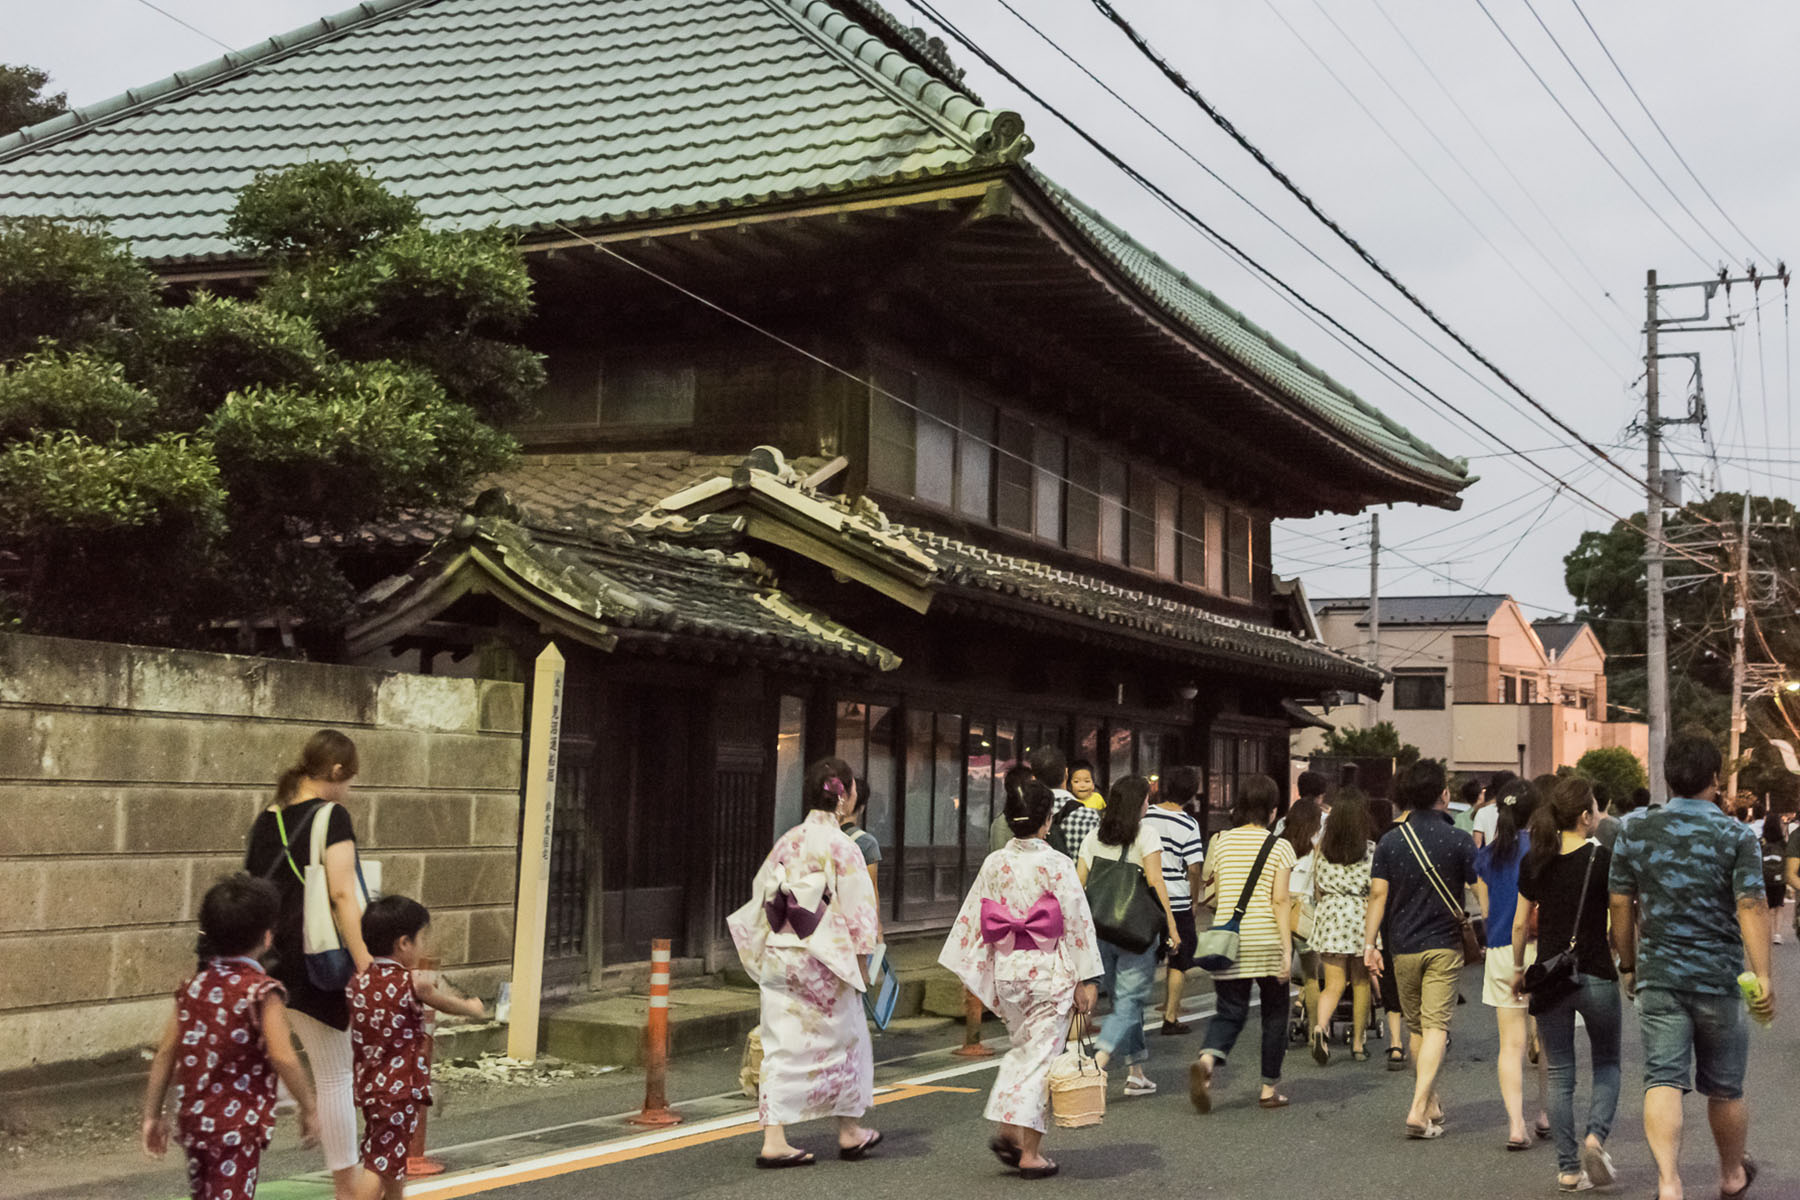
[914,530,1382,693]
[1313,594,1510,627]
[351,511,897,669]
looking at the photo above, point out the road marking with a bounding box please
[408,1084,978,1197]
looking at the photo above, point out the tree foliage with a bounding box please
[1319,721,1423,770]
[0,64,66,138]
[1566,492,1800,805]
[0,160,533,646]
[1573,746,1647,808]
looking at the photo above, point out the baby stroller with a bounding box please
[1289,955,1385,1047]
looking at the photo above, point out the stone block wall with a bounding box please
[0,632,524,1073]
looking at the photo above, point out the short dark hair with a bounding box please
[1007,779,1056,838]
[1162,765,1201,806]
[802,757,854,814]
[362,894,431,957]
[1396,760,1448,812]
[1235,774,1279,825]
[1629,786,1651,812]
[1026,745,1067,789]
[1069,759,1096,778]
[1458,777,1482,805]
[196,874,281,964]
[1297,770,1327,799]
[1665,735,1722,798]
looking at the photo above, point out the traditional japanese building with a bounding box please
[0,0,1470,979]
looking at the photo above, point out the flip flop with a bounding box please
[989,1136,1022,1167]
[1721,1155,1758,1200]
[1188,1057,1213,1114]
[1405,1121,1445,1140]
[1020,1161,1060,1181]
[838,1130,883,1161]
[1258,1093,1290,1109]
[1506,1138,1532,1152]
[755,1151,815,1169]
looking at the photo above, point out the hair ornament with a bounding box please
[824,776,846,798]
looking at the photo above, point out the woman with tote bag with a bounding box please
[1075,775,1181,1098]
[242,730,371,1200]
[1189,775,1295,1113]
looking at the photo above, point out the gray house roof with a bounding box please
[1530,620,1588,656]
[1312,594,1511,627]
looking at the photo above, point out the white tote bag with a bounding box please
[299,802,379,990]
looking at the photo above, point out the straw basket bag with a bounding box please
[1047,1012,1106,1128]
[739,1025,764,1097]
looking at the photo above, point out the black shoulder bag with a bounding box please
[1519,844,1597,1016]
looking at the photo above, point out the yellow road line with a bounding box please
[410,1084,979,1198]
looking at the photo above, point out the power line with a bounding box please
[1471,0,1713,270]
[1364,0,1624,312]
[129,0,235,51]
[1084,0,1682,511]
[1518,0,1739,263]
[1267,0,1630,366]
[983,0,1645,493]
[1565,0,1773,266]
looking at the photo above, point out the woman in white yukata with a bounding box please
[729,757,882,1169]
[941,779,1103,1180]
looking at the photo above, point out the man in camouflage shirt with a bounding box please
[1610,735,1773,1200]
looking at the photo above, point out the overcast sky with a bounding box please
[13,0,1798,617]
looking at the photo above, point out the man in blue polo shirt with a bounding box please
[1611,735,1773,1200]
[1363,759,1477,1140]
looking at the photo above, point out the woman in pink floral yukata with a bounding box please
[729,757,882,1170]
[941,780,1103,1181]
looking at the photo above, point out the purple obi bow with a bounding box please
[980,894,1064,952]
[765,886,832,938]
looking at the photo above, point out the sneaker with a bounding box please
[1123,1076,1158,1096]
[1579,1143,1615,1187]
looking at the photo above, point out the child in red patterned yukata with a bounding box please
[348,896,484,1199]
[142,875,319,1200]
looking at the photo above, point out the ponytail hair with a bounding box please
[1486,778,1533,866]
[1524,777,1596,883]
[1007,779,1056,838]
[275,729,360,804]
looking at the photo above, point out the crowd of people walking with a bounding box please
[733,735,1780,1197]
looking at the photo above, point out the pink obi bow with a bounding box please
[765,886,832,939]
[980,894,1064,952]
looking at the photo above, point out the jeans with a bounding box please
[1097,939,1158,1067]
[1637,985,1750,1099]
[1536,973,1622,1174]
[1202,976,1289,1084]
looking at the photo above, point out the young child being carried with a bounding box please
[348,895,485,1200]
[142,874,319,1200]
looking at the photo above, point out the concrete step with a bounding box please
[542,984,763,1067]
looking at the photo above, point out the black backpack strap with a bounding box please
[1230,832,1281,922]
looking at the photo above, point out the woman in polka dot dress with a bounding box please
[349,895,484,1200]
[142,875,319,1200]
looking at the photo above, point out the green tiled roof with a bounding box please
[1035,179,1466,490]
[0,0,1022,263]
[0,0,1463,493]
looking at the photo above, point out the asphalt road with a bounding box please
[431,959,1800,1200]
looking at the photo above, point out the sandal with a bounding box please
[755,1151,816,1169]
[1310,1028,1331,1067]
[1505,1138,1531,1152]
[1258,1092,1290,1109]
[838,1130,883,1161]
[1557,1171,1593,1193]
[1386,1046,1408,1072]
[1721,1155,1758,1200]
[1188,1057,1213,1114]
[1019,1161,1059,1181]
[989,1136,1022,1167]
[1405,1120,1444,1140]
[1351,1048,1369,1062]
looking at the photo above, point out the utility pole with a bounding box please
[1367,512,1380,730]
[1726,492,1750,802]
[1645,270,1669,805]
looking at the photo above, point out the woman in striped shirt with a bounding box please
[1190,775,1296,1113]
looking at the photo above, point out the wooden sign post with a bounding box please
[506,642,565,1062]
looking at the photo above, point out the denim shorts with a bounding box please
[1636,986,1749,1099]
